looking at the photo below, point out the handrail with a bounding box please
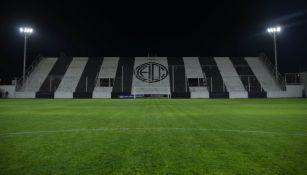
[203,72,208,87]
[94,72,100,87]
[94,60,104,87]
[259,54,286,91]
[285,73,303,85]
[16,56,44,90]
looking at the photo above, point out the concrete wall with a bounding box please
[267,85,304,98]
[54,92,73,98]
[189,87,209,98]
[15,92,36,98]
[0,85,16,98]
[93,87,112,98]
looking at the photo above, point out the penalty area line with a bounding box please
[0,128,307,136]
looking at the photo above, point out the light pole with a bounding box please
[19,27,33,83]
[267,26,281,79]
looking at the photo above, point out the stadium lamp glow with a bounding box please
[267,26,281,34]
[19,27,33,34]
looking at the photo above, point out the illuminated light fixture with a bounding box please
[19,27,33,34]
[18,26,34,84]
[267,26,282,79]
[267,26,281,34]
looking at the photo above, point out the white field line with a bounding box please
[1,128,307,136]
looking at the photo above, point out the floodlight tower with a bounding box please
[267,26,281,79]
[19,27,33,83]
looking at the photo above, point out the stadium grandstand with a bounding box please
[1,55,304,99]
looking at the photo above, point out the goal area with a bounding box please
[132,87,171,99]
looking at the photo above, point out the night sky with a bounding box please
[1,0,307,82]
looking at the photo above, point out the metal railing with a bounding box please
[259,54,286,91]
[285,73,302,85]
[16,56,44,90]
[94,72,100,87]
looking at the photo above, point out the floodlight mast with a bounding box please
[19,27,33,84]
[267,26,281,79]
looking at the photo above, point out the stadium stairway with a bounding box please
[214,57,248,98]
[111,57,135,98]
[167,57,190,98]
[54,57,88,98]
[183,57,209,98]
[229,57,267,98]
[245,57,281,92]
[93,57,120,98]
[73,57,104,98]
[199,57,229,98]
[36,56,73,98]
[16,57,58,98]
[131,57,171,97]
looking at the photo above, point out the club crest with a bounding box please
[134,62,169,83]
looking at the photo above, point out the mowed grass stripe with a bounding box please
[1,127,307,137]
[0,99,307,174]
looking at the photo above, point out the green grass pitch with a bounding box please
[0,99,307,175]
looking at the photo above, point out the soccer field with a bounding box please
[0,99,307,175]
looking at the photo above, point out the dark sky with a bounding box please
[1,0,307,81]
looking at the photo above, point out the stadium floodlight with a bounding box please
[19,27,34,83]
[19,27,33,34]
[267,26,281,79]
